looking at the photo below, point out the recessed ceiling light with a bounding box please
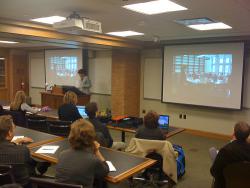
[106,31,144,37]
[0,40,18,44]
[187,22,232,30]
[123,0,187,15]
[31,16,66,24]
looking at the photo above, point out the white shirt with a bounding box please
[77,76,91,95]
[21,103,39,114]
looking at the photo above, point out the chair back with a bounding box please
[223,161,250,188]
[47,120,71,137]
[27,115,48,132]
[4,110,27,127]
[0,165,15,185]
[30,177,83,188]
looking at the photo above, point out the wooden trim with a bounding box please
[31,147,156,183]
[27,136,64,149]
[105,159,156,183]
[107,125,185,137]
[107,125,136,133]
[0,23,142,49]
[31,152,58,164]
[185,128,231,141]
[166,128,185,138]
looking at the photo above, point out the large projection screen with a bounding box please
[163,43,244,109]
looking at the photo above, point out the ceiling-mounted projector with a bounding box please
[53,12,102,33]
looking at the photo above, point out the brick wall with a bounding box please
[111,50,140,117]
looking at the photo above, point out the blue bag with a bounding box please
[173,144,186,178]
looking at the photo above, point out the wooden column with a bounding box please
[112,50,140,117]
[9,50,29,100]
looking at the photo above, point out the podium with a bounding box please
[41,86,90,109]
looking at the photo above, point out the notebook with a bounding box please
[158,115,169,130]
[76,106,88,119]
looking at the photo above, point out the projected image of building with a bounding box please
[173,54,232,85]
[50,56,78,77]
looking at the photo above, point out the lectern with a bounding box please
[41,86,90,109]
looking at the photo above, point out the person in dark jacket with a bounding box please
[210,121,250,188]
[86,102,113,148]
[58,91,82,122]
[135,111,166,140]
[56,119,109,188]
[0,115,34,188]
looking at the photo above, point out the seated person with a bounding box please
[135,111,166,140]
[58,91,82,122]
[0,115,34,188]
[10,90,39,114]
[55,119,109,187]
[86,102,113,148]
[210,121,250,188]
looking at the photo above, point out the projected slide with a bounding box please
[45,49,82,87]
[163,43,244,109]
[49,56,78,77]
[173,54,232,96]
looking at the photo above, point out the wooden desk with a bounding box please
[107,125,185,142]
[41,92,90,109]
[31,139,156,183]
[15,126,64,148]
[37,109,58,119]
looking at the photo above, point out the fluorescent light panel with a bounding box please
[107,31,144,37]
[175,18,214,26]
[188,22,232,30]
[31,16,66,24]
[0,58,5,60]
[123,0,187,15]
[0,40,18,44]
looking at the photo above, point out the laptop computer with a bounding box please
[76,106,88,119]
[158,115,169,131]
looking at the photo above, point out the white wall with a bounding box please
[140,49,250,135]
[29,51,45,105]
[29,50,112,110]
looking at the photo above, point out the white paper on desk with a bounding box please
[11,136,24,142]
[3,106,10,110]
[106,161,116,172]
[35,145,59,154]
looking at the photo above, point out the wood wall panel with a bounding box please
[0,48,9,102]
[112,50,140,117]
[9,50,29,100]
[0,48,29,102]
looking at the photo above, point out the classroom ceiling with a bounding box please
[0,0,250,47]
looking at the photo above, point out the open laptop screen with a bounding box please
[158,115,169,130]
[76,106,88,119]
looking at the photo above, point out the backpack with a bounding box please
[173,144,186,178]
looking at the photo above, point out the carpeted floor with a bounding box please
[46,129,227,188]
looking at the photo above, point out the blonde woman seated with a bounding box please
[10,90,39,114]
[56,119,109,188]
[58,91,82,122]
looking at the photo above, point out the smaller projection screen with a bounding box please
[45,49,82,87]
[162,43,244,109]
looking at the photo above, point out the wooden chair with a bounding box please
[30,177,83,188]
[0,165,15,185]
[223,161,250,188]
